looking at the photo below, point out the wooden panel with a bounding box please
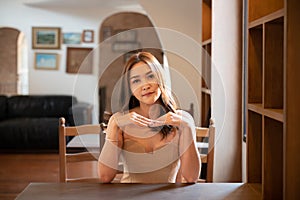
[65,125,101,136]
[264,17,284,109]
[202,0,212,42]
[0,154,59,199]
[16,183,263,200]
[201,92,211,127]
[0,28,19,95]
[247,111,262,183]
[285,0,300,198]
[66,152,98,162]
[263,117,283,199]
[248,0,284,22]
[248,25,263,104]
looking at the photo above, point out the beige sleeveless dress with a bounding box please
[120,132,180,183]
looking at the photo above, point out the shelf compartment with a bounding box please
[247,110,262,183]
[202,43,211,89]
[248,103,263,115]
[248,0,284,22]
[263,108,283,122]
[248,25,263,104]
[263,116,283,199]
[202,0,211,42]
[201,92,211,127]
[248,9,284,29]
[248,104,283,122]
[264,17,284,109]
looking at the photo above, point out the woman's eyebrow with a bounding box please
[145,71,153,75]
[130,70,152,79]
[130,75,140,79]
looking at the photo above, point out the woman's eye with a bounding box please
[131,79,140,84]
[147,74,155,79]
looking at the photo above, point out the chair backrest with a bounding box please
[196,119,215,182]
[59,117,103,182]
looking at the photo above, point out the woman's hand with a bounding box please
[114,112,153,127]
[148,110,194,129]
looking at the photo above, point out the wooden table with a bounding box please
[16,182,261,200]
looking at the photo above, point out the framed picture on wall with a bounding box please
[66,47,93,74]
[82,30,94,43]
[32,27,61,49]
[34,52,59,70]
[62,32,82,44]
[114,29,137,42]
[102,26,112,41]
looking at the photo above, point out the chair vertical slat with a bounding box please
[59,117,67,182]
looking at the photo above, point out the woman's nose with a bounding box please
[142,84,150,91]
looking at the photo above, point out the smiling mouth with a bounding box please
[142,92,154,97]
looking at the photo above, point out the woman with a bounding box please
[98,52,200,183]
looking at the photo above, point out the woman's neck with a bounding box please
[138,103,161,119]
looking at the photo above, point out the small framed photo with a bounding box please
[32,27,61,49]
[62,32,82,44]
[112,41,141,52]
[66,47,93,74]
[115,29,137,42]
[82,30,94,43]
[102,26,112,41]
[34,52,59,70]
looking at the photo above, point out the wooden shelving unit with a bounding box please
[246,0,284,199]
[201,0,212,127]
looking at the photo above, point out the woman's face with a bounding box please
[129,61,161,105]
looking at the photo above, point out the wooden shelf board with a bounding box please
[264,108,283,122]
[202,39,212,46]
[248,103,264,115]
[248,9,284,29]
[248,183,262,196]
[201,88,211,95]
[248,104,283,122]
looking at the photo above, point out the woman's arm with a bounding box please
[98,114,123,183]
[150,110,201,183]
[178,123,201,183]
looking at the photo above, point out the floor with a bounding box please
[0,153,59,200]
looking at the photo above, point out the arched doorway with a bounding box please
[0,27,28,95]
[98,12,164,122]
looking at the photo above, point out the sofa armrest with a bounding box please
[68,102,93,126]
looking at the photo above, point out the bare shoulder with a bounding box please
[106,112,123,135]
[176,109,193,119]
[176,109,195,129]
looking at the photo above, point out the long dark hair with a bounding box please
[119,51,178,138]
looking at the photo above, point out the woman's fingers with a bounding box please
[149,112,183,127]
[116,111,185,128]
[130,112,152,127]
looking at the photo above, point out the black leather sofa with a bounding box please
[0,95,92,152]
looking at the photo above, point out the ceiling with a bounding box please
[23,0,141,9]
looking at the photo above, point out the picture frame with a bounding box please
[82,30,94,43]
[112,41,141,52]
[34,52,59,70]
[102,26,112,41]
[66,47,93,74]
[114,29,137,42]
[62,32,82,44]
[32,27,61,49]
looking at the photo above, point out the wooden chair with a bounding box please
[196,119,215,182]
[59,117,103,182]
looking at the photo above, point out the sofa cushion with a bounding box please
[0,95,7,121]
[0,118,59,149]
[7,95,77,118]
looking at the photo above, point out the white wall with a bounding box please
[0,0,144,122]
[139,0,202,125]
[0,0,202,124]
[212,0,242,181]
